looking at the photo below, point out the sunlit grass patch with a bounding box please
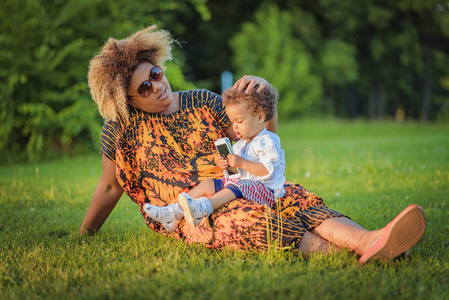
[1,120,448,299]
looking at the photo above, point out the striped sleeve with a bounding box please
[200,89,231,129]
[100,120,118,163]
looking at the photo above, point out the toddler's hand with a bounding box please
[216,155,229,170]
[227,154,243,168]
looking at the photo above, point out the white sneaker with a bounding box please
[144,203,183,232]
[177,193,211,227]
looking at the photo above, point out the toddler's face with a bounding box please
[226,103,265,142]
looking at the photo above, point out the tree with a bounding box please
[317,0,449,120]
[0,0,206,162]
[230,5,325,119]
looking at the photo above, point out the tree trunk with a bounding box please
[368,87,376,120]
[377,81,385,119]
[348,84,359,119]
[368,82,385,120]
[421,40,432,121]
[325,84,336,117]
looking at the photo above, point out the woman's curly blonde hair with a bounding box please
[88,25,174,121]
[222,83,278,122]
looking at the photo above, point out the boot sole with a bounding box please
[178,193,196,228]
[358,204,427,265]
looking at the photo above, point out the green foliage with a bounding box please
[1,0,449,161]
[231,5,325,119]
[0,0,203,162]
[1,121,448,299]
[165,60,197,92]
[228,0,449,120]
[320,0,449,119]
[320,40,358,86]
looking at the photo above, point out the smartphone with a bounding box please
[214,138,242,179]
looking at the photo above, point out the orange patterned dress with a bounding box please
[101,89,345,251]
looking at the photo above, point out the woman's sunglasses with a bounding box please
[128,66,164,98]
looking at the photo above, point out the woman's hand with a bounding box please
[232,75,268,93]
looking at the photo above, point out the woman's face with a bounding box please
[127,62,174,114]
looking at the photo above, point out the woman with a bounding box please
[80,25,427,264]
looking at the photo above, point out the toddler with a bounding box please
[144,83,285,230]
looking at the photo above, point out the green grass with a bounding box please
[1,120,448,300]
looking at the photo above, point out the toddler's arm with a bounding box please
[227,154,269,177]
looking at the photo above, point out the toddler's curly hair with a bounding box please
[88,25,174,121]
[222,83,278,122]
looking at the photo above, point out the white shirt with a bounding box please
[232,128,285,198]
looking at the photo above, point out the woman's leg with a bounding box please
[273,183,427,263]
[297,230,339,257]
[311,217,381,255]
[312,205,427,264]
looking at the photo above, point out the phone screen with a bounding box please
[216,144,239,175]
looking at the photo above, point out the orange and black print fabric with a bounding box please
[101,89,346,251]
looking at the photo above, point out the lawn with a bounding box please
[1,120,448,300]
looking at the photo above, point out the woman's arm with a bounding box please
[79,154,124,235]
[224,126,238,141]
[266,110,278,133]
